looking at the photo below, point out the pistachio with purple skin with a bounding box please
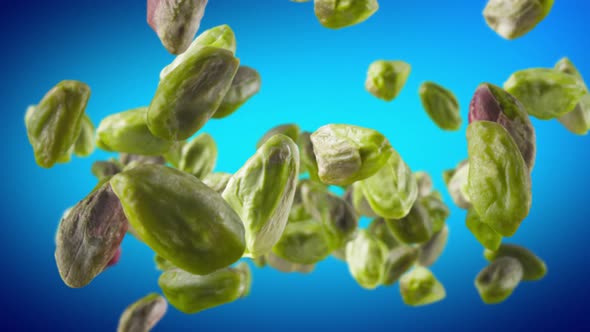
[469,83,536,170]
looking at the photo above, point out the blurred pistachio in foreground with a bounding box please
[266,252,315,274]
[158,263,251,314]
[223,135,299,257]
[420,191,450,234]
[399,267,446,306]
[91,159,122,181]
[119,154,166,166]
[419,82,461,131]
[178,133,217,179]
[25,80,91,168]
[203,172,232,193]
[475,257,523,304]
[297,131,320,182]
[272,220,333,265]
[311,124,392,186]
[314,0,379,29]
[257,123,300,149]
[117,293,167,332]
[348,182,378,218]
[154,254,176,272]
[111,164,245,275]
[445,160,471,209]
[147,0,208,54]
[55,182,128,288]
[346,230,387,289]
[365,60,411,101]
[414,172,433,198]
[387,201,433,245]
[465,208,502,251]
[483,0,554,40]
[214,66,262,119]
[484,244,547,281]
[73,115,95,157]
[382,246,419,286]
[418,225,449,267]
[504,68,585,120]
[368,218,399,250]
[555,57,590,135]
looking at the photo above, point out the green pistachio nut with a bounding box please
[414,171,433,198]
[467,121,532,237]
[117,293,167,332]
[25,80,91,168]
[484,244,547,281]
[446,160,472,209]
[365,60,411,101]
[288,184,312,223]
[386,201,433,245]
[202,172,232,193]
[399,267,446,306]
[504,68,586,120]
[96,108,173,155]
[382,246,419,286]
[158,262,251,314]
[223,134,299,257]
[272,219,333,264]
[111,164,245,275]
[555,57,590,135]
[257,123,300,149]
[55,182,128,288]
[91,159,123,181]
[483,0,554,40]
[147,0,208,55]
[420,191,450,234]
[349,182,379,218]
[297,131,320,182]
[266,252,316,274]
[345,230,388,289]
[213,66,262,119]
[418,225,449,267]
[419,82,462,131]
[310,124,393,186]
[475,257,523,304]
[368,217,399,250]
[314,0,379,29]
[465,208,502,251]
[147,46,240,141]
[163,141,185,167]
[178,133,217,179]
[119,154,166,166]
[73,114,95,157]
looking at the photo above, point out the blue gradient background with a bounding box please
[1,0,589,331]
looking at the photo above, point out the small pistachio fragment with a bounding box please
[465,209,502,251]
[73,115,95,157]
[25,80,91,168]
[223,135,299,257]
[445,160,471,209]
[96,108,173,155]
[154,254,176,272]
[382,246,419,286]
[469,83,536,170]
[266,252,315,274]
[272,220,333,264]
[202,172,232,193]
[160,24,237,80]
[475,257,523,304]
[178,133,217,179]
[467,121,532,237]
[348,182,378,218]
[314,0,379,29]
[483,0,554,40]
[357,150,418,220]
[311,124,393,186]
[111,164,245,275]
[386,201,433,245]
[418,225,449,267]
[257,124,300,149]
[365,60,411,101]
[117,293,167,332]
[368,218,399,249]
[147,0,208,55]
[346,230,388,289]
[213,66,262,119]
[484,244,547,281]
[297,131,320,182]
[300,180,358,248]
[55,182,128,288]
[419,82,462,131]
[504,68,586,120]
[91,159,123,181]
[420,191,450,234]
[399,267,446,306]
[414,172,433,198]
[158,262,251,314]
[147,46,240,141]
[555,57,590,135]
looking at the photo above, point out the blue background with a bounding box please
[1,0,589,331]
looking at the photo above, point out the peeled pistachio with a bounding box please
[365,60,411,102]
[119,154,166,166]
[202,172,232,193]
[420,191,450,234]
[418,225,449,267]
[414,171,433,198]
[465,208,502,251]
[484,244,547,281]
[475,257,523,304]
[73,114,95,157]
[382,246,419,286]
[178,133,217,179]
[483,0,554,40]
[213,66,262,119]
[367,217,399,250]
[555,57,590,135]
[386,201,433,245]
[272,219,333,265]
[154,254,176,272]
[314,0,379,29]
[147,0,208,54]
[55,182,128,288]
[346,230,388,289]
[297,131,320,182]
[445,160,472,209]
[91,159,123,181]
[419,82,462,131]
[257,123,300,149]
[266,252,315,274]
[349,182,378,218]
[399,267,446,306]
[163,141,185,167]
[117,293,167,332]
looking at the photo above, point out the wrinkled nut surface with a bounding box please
[55,182,128,288]
[73,114,95,157]
[223,134,299,257]
[357,150,418,220]
[314,0,379,29]
[446,160,472,209]
[475,256,523,304]
[399,267,446,306]
[419,82,462,131]
[214,66,262,119]
[346,230,388,289]
[504,68,586,120]
[158,263,251,314]
[266,252,315,274]
[484,244,547,281]
[483,0,554,40]
[117,293,168,332]
[555,57,590,135]
[297,131,321,182]
[465,208,502,251]
[147,46,240,141]
[311,124,393,186]
[25,80,91,168]
[202,172,232,193]
[386,201,433,245]
[178,133,217,179]
[272,219,334,265]
[418,225,449,267]
[111,164,245,275]
[147,0,208,55]
[382,245,419,286]
[365,60,411,102]
[420,191,450,234]
[96,108,173,156]
[467,121,532,237]
[256,123,300,149]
